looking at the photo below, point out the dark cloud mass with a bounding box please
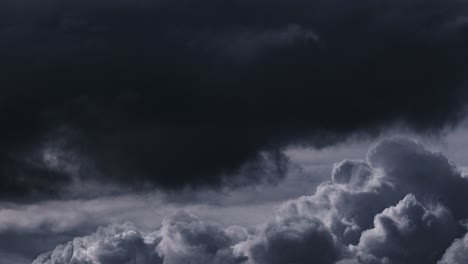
[1,0,468,198]
[33,138,468,264]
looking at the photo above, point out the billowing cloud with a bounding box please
[34,138,468,264]
[154,211,248,264]
[353,194,459,263]
[2,0,468,199]
[236,215,340,264]
[33,222,161,264]
[33,212,248,264]
[438,231,468,264]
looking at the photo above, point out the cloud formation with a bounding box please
[33,222,161,264]
[439,231,468,264]
[33,212,248,264]
[34,138,468,264]
[238,215,340,264]
[2,0,468,199]
[353,194,458,263]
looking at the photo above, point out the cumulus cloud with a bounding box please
[438,231,468,264]
[353,194,459,263]
[33,211,248,264]
[33,222,161,264]
[34,138,468,264]
[236,215,340,264]
[154,211,248,264]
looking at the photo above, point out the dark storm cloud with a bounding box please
[33,138,468,264]
[2,0,468,198]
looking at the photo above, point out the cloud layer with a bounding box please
[33,138,468,264]
[2,0,468,199]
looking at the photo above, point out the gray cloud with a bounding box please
[33,138,468,264]
[353,194,459,263]
[2,0,468,200]
[237,215,340,264]
[33,222,161,264]
[438,231,468,264]
[33,212,247,264]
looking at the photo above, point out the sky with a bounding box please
[3,0,468,263]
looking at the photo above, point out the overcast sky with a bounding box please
[3,0,468,263]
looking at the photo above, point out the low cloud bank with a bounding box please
[34,138,468,264]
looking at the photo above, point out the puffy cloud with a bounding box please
[331,160,372,187]
[368,138,468,220]
[253,138,468,263]
[34,138,468,264]
[274,156,399,245]
[354,194,459,264]
[33,211,247,264]
[438,231,468,264]
[33,222,161,264]
[154,211,247,264]
[237,215,340,264]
